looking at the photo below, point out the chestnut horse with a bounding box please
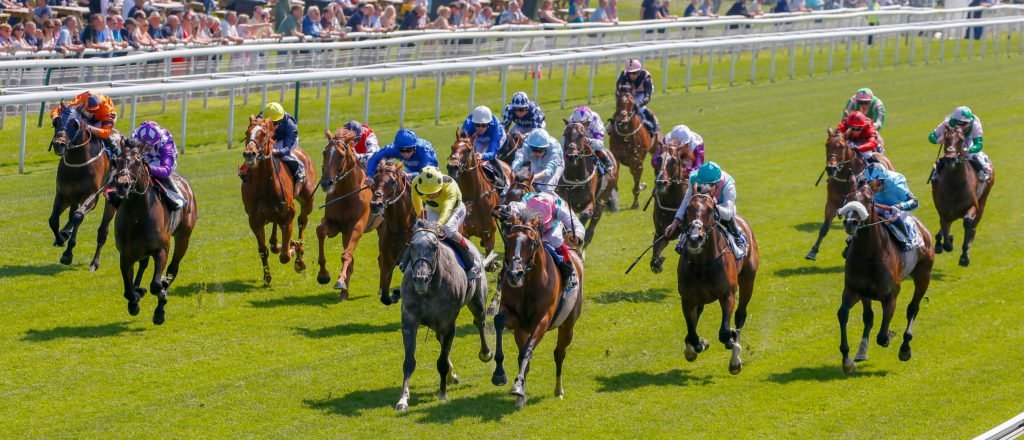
[448,131,511,271]
[48,104,115,270]
[316,128,371,301]
[607,88,652,210]
[112,143,197,325]
[241,116,317,286]
[836,180,934,374]
[369,160,416,306]
[806,127,892,261]
[558,120,617,251]
[931,126,995,267]
[676,193,759,374]
[650,142,693,274]
[492,214,583,409]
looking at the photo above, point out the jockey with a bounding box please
[510,129,565,194]
[663,162,748,260]
[50,91,121,157]
[928,106,991,182]
[364,128,439,182]
[409,166,480,280]
[860,163,922,252]
[498,192,585,294]
[566,105,614,175]
[343,120,380,164]
[615,58,660,137]
[502,91,546,136]
[837,111,882,163]
[130,121,185,210]
[461,105,508,188]
[842,87,886,131]
[259,102,306,189]
[653,124,705,175]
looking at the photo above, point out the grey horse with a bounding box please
[395,220,493,411]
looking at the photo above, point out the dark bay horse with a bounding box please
[498,130,524,164]
[650,142,692,274]
[492,214,583,409]
[501,167,535,205]
[369,160,416,306]
[48,104,115,270]
[932,126,995,267]
[558,120,617,251]
[315,128,371,301]
[241,115,317,286]
[448,131,511,271]
[836,181,934,374]
[395,220,492,411]
[607,88,652,210]
[676,193,759,374]
[113,143,197,325]
[806,127,892,261]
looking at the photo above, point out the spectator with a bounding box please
[56,16,86,54]
[966,0,997,40]
[162,14,184,43]
[429,5,456,30]
[301,5,324,37]
[347,3,375,32]
[192,14,214,42]
[658,0,678,18]
[206,15,223,39]
[773,0,791,13]
[248,9,280,39]
[538,0,565,23]
[606,0,619,21]
[337,0,357,16]
[0,24,12,51]
[121,17,139,48]
[804,0,823,10]
[278,4,305,38]
[567,0,586,23]
[747,0,764,15]
[591,0,612,21]
[482,6,495,24]
[641,0,659,20]
[139,15,166,45]
[105,14,129,49]
[9,23,37,52]
[147,12,167,41]
[725,0,753,17]
[498,0,532,25]
[24,21,40,47]
[320,5,341,35]
[221,10,245,43]
[684,0,700,16]
[399,0,414,16]
[127,0,153,18]
[399,4,426,30]
[81,13,113,50]
[367,4,383,30]
[380,5,397,32]
[449,2,464,26]
[39,19,58,51]
[33,0,52,26]
[701,0,717,15]
[271,0,291,31]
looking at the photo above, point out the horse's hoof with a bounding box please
[390,288,402,304]
[294,259,306,274]
[485,260,501,272]
[128,302,141,316]
[805,251,817,261]
[650,262,662,274]
[729,363,742,375]
[515,395,527,409]
[59,253,73,266]
[684,343,698,362]
[854,353,868,362]
[379,293,393,306]
[395,403,408,411]
[842,358,856,375]
[153,309,166,325]
[630,201,640,210]
[135,287,147,298]
[959,255,970,267]
[479,351,494,362]
[898,345,912,362]
[438,392,448,402]
[491,373,507,386]
[337,290,349,302]
[447,373,460,385]
[934,244,944,254]
[263,274,272,286]
[943,236,954,252]
[316,272,330,285]
[89,262,100,272]
[270,243,280,254]
[877,331,895,348]
[279,254,291,265]
[333,280,348,291]
[52,237,64,247]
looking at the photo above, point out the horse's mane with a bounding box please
[332,127,357,143]
[513,167,533,182]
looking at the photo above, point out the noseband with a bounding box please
[505,224,541,274]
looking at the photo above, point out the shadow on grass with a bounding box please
[595,369,713,392]
[413,390,536,424]
[591,288,672,305]
[774,265,844,277]
[767,365,888,384]
[21,321,143,342]
[0,263,73,278]
[177,279,261,296]
[793,222,841,233]
[248,294,338,308]
[294,322,402,338]
[304,387,430,417]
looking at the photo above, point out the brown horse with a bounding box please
[607,88,652,210]
[931,126,995,267]
[112,143,197,325]
[676,193,759,374]
[448,131,511,271]
[650,142,692,274]
[491,214,583,409]
[498,130,525,164]
[806,127,893,261]
[241,115,317,286]
[558,120,617,251]
[836,180,934,374]
[48,104,115,270]
[315,128,371,301]
[501,167,535,205]
[368,160,416,306]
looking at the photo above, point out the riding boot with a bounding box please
[156,177,185,210]
[102,133,122,159]
[489,157,507,190]
[446,232,480,280]
[558,259,578,294]
[596,150,614,175]
[648,110,661,137]
[722,217,747,260]
[969,155,989,181]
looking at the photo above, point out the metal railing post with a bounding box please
[587,60,595,104]
[470,69,477,112]
[364,78,371,124]
[19,104,27,174]
[180,91,188,153]
[435,72,442,126]
[228,88,236,149]
[324,81,332,132]
[400,76,407,129]
[560,61,569,110]
[130,94,138,130]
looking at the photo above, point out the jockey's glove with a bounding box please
[928,132,939,144]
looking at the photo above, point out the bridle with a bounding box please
[321,135,362,189]
[613,93,643,137]
[243,121,275,163]
[504,223,541,275]
[371,167,410,213]
[940,127,967,166]
[561,123,598,186]
[115,150,151,197]
[409,226,444,284]
[447,139,479,179]
[826,131,856,182]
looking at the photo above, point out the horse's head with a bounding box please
[682,192,717,255]
[243,115,274,166]
[837,180,876,238]
[502,167,534,204]
[113,141,150,200]
[408,219,443,294]
[499,130,524,163]
[502,216,542,288]
[613,90,638,132]
[561,120,592,162]
[50,103,85,156]
[369,161,406,216]
[825,127,854,178]
[655,142,691,195]
[938,125,967,170]
[320,128,357,192]
[447,130,477,179]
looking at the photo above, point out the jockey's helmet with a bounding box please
[845,111,870,128]
[950,106,974,126]
[510,92,531,109]
[471,106,494,124]
[525,129,551,150]
[667,125,695,146]
[262,102,286,122]
[85,93,102,111]
[344,120,363,137]
[863,163,888,182]
[691,161,722,185]
[625,59,643,73]
[132,121,164,146]
[394,129,418,148]
[525,192,557,225]
[414,166,445,195]
[569,106,592,123]
[855,87,874,102]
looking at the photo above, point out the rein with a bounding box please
[505,224,541,274]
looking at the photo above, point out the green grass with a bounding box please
[1,44,1022,437]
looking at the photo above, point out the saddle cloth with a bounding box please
[882,213,924,252]
[543,244,580,330]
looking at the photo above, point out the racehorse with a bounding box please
[498,130,525,164]
[607,86,652,210]
[558,120,617,251]
[806,127,892,261]
[241,115,317,286]
[112,142,197,325]
[931,126,995,267]
[650,142,693,274]
[491,213,583,409]
[394,220,493,411]
[502,167,535,205]
[48,103,115,270]
[676,192,759,374]
[448,131,511,271]
[369,160,416,306]
[836,179,934,374]
[315,128,372,300]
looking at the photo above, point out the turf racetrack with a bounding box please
[0,50,1021,438]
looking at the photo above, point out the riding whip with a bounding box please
[815,168,827,187]
[642,190,656,211]
[926,142,943,185]
[625,235,665,274]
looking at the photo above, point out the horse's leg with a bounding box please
[89,201,115,272]
[651,230,670,273]
[855,297,874,362]
[395,312,419,411]
[150,248,169,325]
[937,218,954,254]
[315,219,338,286]
[876,292,898,348]
[629,163,644,210]
[467,281,493,362]
[510,324,547,409]
[436,324,458,403]
[60,204,86,266]
[483,228,500,272]
[491,311,509,386]
[807,200,838,261]
[121,255,141,317]
[269,223,280,254]
[164,231,192,289]
[717,292,742,375]
[334,229,360,299]
[583,201,602,250]
[838,289,860,374]
[250,218,272,286]
[682,298,708,361]
[377,245,396,305]
[900,258,933,362]
[278,218,295,264]
[959,206,979,267]
[133,257,149,299]
[553,313,577,398]
[50,195,69,247]
[293,196,313,274]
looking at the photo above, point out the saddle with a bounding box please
[882,213,924,252]
[543,244,581,330]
